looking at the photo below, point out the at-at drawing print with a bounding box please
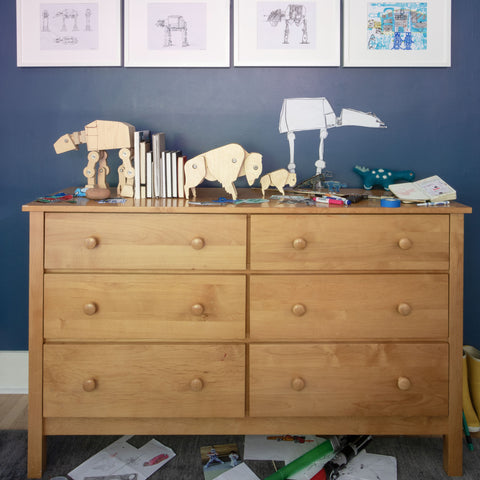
[55,9,80,32]
[267,4,308,44]
[279,98,386,175]
[156,16,189,47]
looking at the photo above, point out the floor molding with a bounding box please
[0,351,28,393]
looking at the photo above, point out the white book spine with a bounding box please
[166,151,172,198]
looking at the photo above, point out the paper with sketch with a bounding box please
[211,462,261,480]
[336,450,397,480]
[389,175,456,202]
[68,435,175,480]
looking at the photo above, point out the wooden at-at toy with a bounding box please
[260,169,297,197]
[54,120,136,197]
[184,143,263,200]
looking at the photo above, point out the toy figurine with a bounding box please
[260,169,297,197]
[279,97,386,175]
[323,180,348,192]
[353,165,415,190]
[54,120,135,198]
[184,143,263,200]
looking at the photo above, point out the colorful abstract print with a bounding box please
[367,2,427,51]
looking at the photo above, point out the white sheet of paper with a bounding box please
[338,450,397,480]
[212,462,261,480]
[68,435,175,480]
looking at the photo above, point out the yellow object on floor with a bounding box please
[463,350,480,431]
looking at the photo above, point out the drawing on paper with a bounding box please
[257,2,316,49]
[40,3,99,50]
[367,2,427,51]
[156,16,189,47]
[147,2,206,50]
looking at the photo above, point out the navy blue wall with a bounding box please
[1,1,479,350]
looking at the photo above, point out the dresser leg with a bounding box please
[27,430,45,479]
[443,430,463,476]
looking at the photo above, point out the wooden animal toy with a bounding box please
[353,165,415,190]
[260,169,297,197]
[54,120,136,197]
[184,143,263,200]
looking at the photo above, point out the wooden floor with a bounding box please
[0,394,28,430]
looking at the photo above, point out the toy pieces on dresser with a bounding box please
[184,143,263,200]
[260,169,297,197]
[353,165,415,190]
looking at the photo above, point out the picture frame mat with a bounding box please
[343,0,451,67]
[16,0,121,67]
[124,0,230,67]
[234,0,340,67]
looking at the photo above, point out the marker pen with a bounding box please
[313,197,344,205]
[416,201,450,206]
[325,194,351,205]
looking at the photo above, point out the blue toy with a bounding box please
[323,180,348,193]
[353,165,415,190]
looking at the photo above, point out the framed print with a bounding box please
[125,0,230,67]
[234,0,340,66]
[344,0,451,67]
[16,0,121,67]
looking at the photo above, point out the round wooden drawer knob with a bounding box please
[398,238,413,250]
[291,377,306,391]
[190,378,204,392]
[191,304,205,316]
[84,236,98,249]
[191,237,205,250]
[83,302,98,316]
[292,303,306,316]
[292,238,307,250]
[397,303,412,316]
[83,378,97,392]
[397,376,412,391]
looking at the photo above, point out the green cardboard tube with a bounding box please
[264,438,335,480]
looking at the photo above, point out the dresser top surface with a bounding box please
[22,188,472,214]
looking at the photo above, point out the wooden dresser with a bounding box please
[23,188,471,478]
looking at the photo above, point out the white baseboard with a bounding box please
[0,351,28,393]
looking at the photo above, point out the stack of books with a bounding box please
[133,130,187,200]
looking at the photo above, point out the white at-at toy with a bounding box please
[184,143,263,200]
[260,169,297,197]
[54,120,135,197]
[279,97,386,175]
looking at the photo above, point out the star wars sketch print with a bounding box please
[40,3,99,50]
[367,2,427,51]
[257,2,316,50]
[147,2,207,51]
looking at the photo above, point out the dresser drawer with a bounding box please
[44,273,246,340]
[44,213,246,270]
[250,215,449,270]
[44,344,245,418]
[250,274,448,340]
[250,343,448,417]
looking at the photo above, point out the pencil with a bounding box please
[463,411,474,451]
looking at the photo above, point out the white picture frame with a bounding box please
[16,0,121,67]
[125,0,230,68]
[234,0,340,67]
[344,0,451,67]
